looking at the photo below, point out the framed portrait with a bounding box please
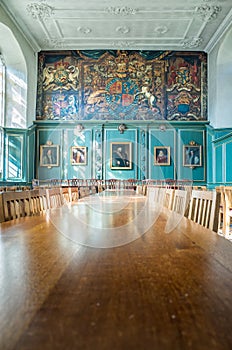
[71,146,87,165]
[110,142,132,170]
[40,145,59,167]
[183,144,202,167]
[154,146,170,166]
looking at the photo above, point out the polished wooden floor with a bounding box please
[1,190,232,350]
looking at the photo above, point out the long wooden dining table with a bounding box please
[1,190,232,350]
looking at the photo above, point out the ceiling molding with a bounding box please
[181,37,203,49]
[105,6,139,16]
[196,5,221,22]
[1,1,232,52]
[0,1,40,52]
[204,8,232,52]
[26,1,55,20]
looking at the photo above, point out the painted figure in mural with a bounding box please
[112,146,129,168]
[135,86,157,110]
[65,95,78,117]
[43,62,79,91]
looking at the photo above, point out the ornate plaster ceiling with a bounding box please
[1,0,232,52]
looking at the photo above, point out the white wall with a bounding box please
[208,23,232,128]
[0,4,38,127]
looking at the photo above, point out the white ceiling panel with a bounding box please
[1,0,232,52]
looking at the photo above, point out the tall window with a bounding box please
[0,55,5,178]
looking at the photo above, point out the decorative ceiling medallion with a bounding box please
[196,5,222,22]
[111,41,135,47]
[77,26,92,34]
[154,26,168,35]
[43,38,64,48]
[116,26,130,34]
[105,6,138,16]
[180,37,203,48]
[26,1,54,20]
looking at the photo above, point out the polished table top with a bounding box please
[1,190,232,350]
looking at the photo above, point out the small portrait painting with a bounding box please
[183,145,202,167]
[154,147,170,166]
[40,145,59,167]
[71,146,87,165]
[110,142,132,170]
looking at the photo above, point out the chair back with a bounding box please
[172,190,188,215]
[46,187,63,209]
[1,190,31,221]
[164,188,175,210]
[147,186,160,204]
[188,190,221,232]
[62,187,72,203]
[29,189,42,214]
[70,186,79,201]
[223,187,232,236]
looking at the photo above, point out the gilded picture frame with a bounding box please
[110,142,132,170]
[154,146,170,166]
[71,146,87,165]
[183,145,202,167]
[40,145,59,167]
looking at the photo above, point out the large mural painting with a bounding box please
[36,50,207,121]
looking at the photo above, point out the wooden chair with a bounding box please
[164,188,175,210]
[85,187,90,196]
[147,186,160,204]
[0,193,5,222]
[142,185,147,196]
[79,187,86,198]
[216,186,225,235]
[172,190,188,216]
[222,187,232,237]
[1,190,32,221]
[46,188,64,209]
[62,187,72,203]
[193,186,207,190]
[188,190,221,232]
[91,185,97,195]
[29,189,42,214]
[158,187,166,206]
[70,186,79,201]
[37,188,49,210]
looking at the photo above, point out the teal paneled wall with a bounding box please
[1,121,213,185]
[207,128,232,186]
[225,140,232,182]
[37,128,62,180]
[65,128,93,179]
[177,129,205,182]
[3,128,27,182]
[33,121,208,183]
[149,128,176,180]
[206,127,213,184]
[27,126,36,183]
[214,145,223,183]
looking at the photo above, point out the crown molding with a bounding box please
[0,2,41,52]
[205,8,232,53]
